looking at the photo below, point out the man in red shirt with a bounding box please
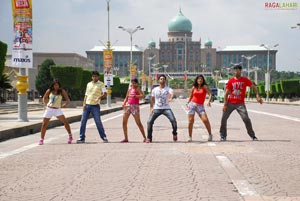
[220,65,263,141]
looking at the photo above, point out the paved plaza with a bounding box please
[0,100,300,201]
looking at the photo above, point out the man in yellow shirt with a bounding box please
[77,71,108,143]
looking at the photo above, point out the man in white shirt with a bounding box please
[146,74,178,143]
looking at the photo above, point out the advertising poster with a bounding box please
[11,0,33,68]
[103,49,113,74]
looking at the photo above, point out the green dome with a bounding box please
[168,9,192,32]
[148,40,156,48]
[205,39,212,47]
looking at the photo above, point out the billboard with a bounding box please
[11,0,33,68]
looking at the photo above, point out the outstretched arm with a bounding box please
[251,85,263,104]
[204,85,213,107]
[122,89,130,107]
[61,89,70,108]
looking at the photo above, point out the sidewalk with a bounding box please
[0,102,124,142]
[245,98,300,106]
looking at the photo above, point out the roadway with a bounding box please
[0,99,300,201]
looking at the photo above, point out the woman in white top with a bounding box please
[39,80,72,145]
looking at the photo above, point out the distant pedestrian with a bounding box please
[146,74,177,143]
[39,79,72,145]
[220,65,263,141]
[187,75,214,142]
[77,71,108,143]
[121,78,147,143]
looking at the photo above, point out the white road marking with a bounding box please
[248,109,300,122]
[214,103,300,122]
[216,155,262,199]
[0,113,124,160]
[207,142,216,146]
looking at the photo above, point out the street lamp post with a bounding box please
[214,70,220,88]
[242,55,256,100]
[260,43,279,102]
[104,0,113,107]
[253,66,259,85]
[118,25,144,79]
[147,55,156,92]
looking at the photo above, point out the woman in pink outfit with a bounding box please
[121,78,146,143]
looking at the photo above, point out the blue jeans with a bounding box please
[147,109,177,140]
[219,103,255,138]
[79,104,107,140]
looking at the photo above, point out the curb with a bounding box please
[0,106,123,142]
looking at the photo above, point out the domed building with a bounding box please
[148,39,156,48]
[159,9,203,73]
[204,39,213,48]
[201,38,217,71]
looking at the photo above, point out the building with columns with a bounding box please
[216,45,278,71]
[85,9,278,79]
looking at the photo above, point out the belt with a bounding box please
[48,106,59,109]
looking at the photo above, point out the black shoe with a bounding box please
[173,135,178,142]
[76,139,85,144]
[220,136,227,141]
[252,136,258,141]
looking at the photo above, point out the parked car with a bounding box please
[178,95,187,99]
[143,94,151,104]
[211,88,218,100]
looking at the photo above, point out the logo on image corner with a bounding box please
[13,55,31,63]
[264,2,299,10]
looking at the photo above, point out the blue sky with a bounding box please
[1,0,300,72]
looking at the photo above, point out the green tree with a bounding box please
[35,59,55,96]
[0,41,8,75]
[50,65,83,100]
[0,41,11,103]
[0,73,13,103]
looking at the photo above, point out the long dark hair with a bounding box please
[49,79,62,95]
[193,74,207,88]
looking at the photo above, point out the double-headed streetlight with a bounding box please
[291,23,300,29]
[260,43,279,102]
[241,55,256,78]
[118,25,144,79]
[148,55,156,77]
[242,55,256,100]
[162,64,168,73]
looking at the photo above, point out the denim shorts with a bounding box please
[187,102,206,115]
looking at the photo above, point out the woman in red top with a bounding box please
[121,78,147,143]
[187,75,214,142]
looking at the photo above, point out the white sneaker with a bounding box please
[187,136,192,142]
